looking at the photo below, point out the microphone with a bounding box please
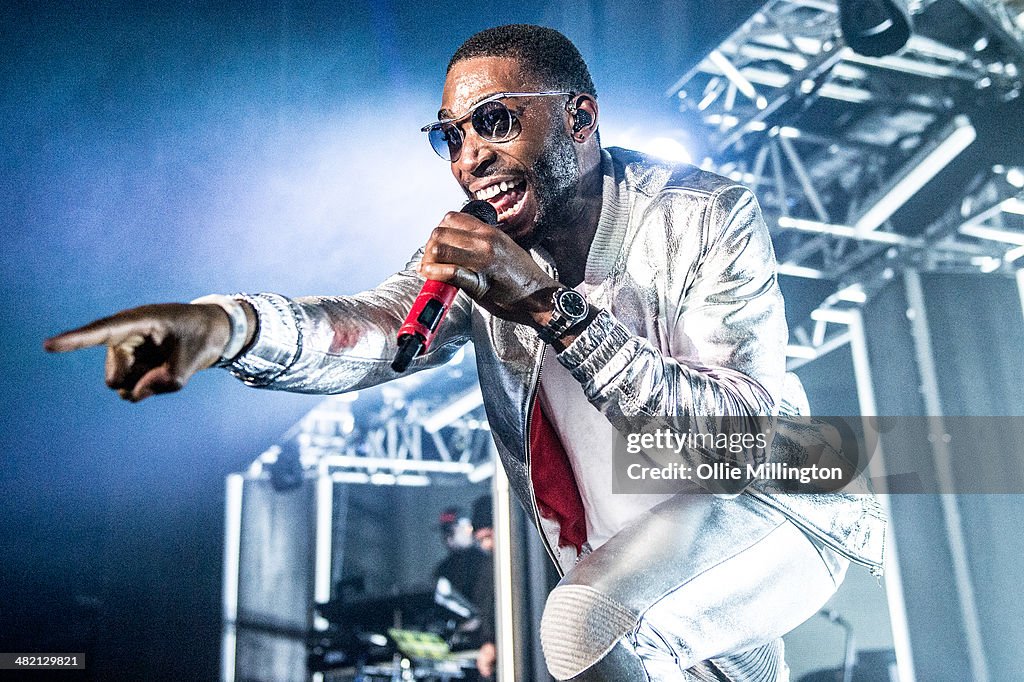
[391,200,498,373]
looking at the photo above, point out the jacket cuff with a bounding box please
[224,292,301,387]
[556,308,635,387]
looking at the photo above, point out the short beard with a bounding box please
[520,129,582,249]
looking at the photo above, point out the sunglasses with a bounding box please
[421,91,573,161]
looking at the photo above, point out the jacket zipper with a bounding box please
[524,258,565,577]
[747,490,886,576]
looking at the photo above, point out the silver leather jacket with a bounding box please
[226,147,886,577]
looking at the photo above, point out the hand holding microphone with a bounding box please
[392,199,564,372]
[391,200,498,372]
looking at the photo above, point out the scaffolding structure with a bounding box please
[665,0,1024,366]
[246,348,494,487]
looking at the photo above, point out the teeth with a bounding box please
[475,181,519,201]
[497,193,526,221]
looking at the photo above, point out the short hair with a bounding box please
[471,495,492,530]
[448,24,597,97]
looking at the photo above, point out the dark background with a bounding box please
[0,1,769,679]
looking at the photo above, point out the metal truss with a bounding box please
[786,305,855,371]
[785,173,1024,368]
[667,0,1024,280]
[666,0,1024,363]
[249,349,495,486]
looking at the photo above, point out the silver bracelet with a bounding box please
[190,294,250,364]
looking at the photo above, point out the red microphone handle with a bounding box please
[391,200,497,373]
[391,280,459,372]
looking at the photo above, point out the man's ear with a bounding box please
[567,94,598,141]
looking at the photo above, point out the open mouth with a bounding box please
[474,179,529,222]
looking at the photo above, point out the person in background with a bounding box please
[433,506,483,601]
[433,503,494,679]
[469,496,496,679]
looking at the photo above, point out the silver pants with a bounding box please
[539,493,849,681]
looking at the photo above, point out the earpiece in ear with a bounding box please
[572,109,593,133]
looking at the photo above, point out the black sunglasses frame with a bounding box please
[421,91,574,161]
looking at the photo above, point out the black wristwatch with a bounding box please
[537,288,590,344]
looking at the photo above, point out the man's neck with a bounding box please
[540,152,603,287]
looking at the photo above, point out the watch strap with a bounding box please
[537,288,589,345]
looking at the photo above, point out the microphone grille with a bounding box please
[461,199,498,226]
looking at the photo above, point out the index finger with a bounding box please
[44,314,153,353]
[439,210,493,233]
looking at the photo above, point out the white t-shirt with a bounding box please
[536,284,693,550]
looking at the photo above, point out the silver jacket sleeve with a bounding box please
[225,248,473,393]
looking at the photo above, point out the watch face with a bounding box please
[557,290,588,318]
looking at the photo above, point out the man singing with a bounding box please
[47,25,885,681]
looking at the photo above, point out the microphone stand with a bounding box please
[819,608,856,682]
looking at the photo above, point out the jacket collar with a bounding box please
[528,147,632,286]
[585,148,628,285]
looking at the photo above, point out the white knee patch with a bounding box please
[539,584,639,680]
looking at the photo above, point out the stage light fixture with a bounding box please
[972,256,1002,273]
[837,0,913,57]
